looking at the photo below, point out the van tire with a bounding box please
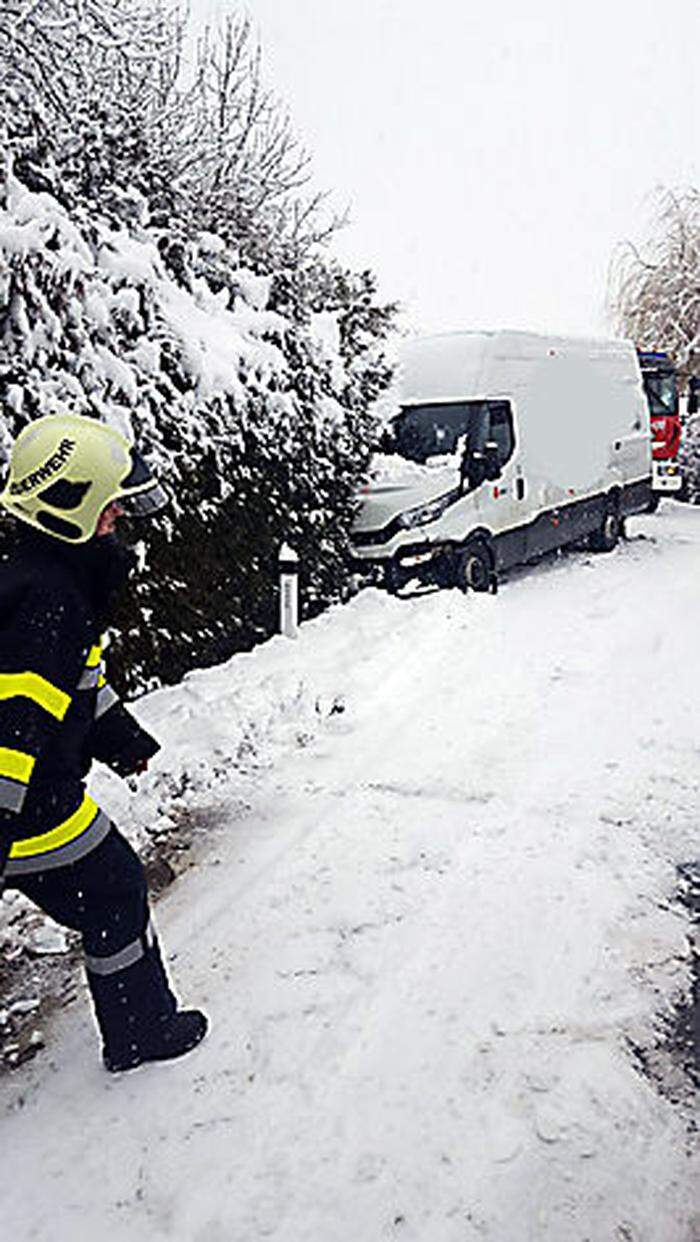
[456,540,493,592]
[385,562,403,595]
[589,506,621,552]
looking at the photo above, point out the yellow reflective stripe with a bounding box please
[97,672,106,689]
[86,645,102,669]
[0,672,71,720]
[9,794,98,859]
[0,747,35,784]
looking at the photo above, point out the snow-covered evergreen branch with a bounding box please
[0,0,398,691]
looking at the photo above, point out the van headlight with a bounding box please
[397,491,455,530]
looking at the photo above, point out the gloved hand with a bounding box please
[112,745,157,779]
[126,757,151,793]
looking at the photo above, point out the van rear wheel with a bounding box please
[456,541,493,593]
[589,507,621,552]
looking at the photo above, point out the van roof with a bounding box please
[400,331,638,405]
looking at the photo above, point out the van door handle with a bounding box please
[515,477,526,500]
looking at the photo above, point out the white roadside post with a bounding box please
[278,543,299,638]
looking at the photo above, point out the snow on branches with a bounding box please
[1,2,343,269]
[609,188,700,502]
[609,189,700,380]
[0,1,398,691]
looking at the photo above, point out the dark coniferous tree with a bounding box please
[0,0,398,693]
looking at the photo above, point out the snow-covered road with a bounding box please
[1,505,699,1241]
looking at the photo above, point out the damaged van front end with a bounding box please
[351,473,462,592]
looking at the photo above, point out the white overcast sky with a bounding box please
[194,0,699,338]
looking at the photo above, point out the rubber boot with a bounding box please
[87,936,207,1072]
[103,1009,208,1073]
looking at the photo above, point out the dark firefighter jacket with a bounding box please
[0,527,159,880]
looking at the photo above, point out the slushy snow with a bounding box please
[0,503,699,1241]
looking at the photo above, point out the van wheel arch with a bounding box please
[455,536,496,593]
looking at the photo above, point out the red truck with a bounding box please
[637,350,682,508]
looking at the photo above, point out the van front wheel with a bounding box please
[456,541,494,593]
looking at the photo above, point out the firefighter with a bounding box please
[0,413,207,1072]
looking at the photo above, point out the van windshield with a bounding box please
[388,401,487,464]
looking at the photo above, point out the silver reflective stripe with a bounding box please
[4,810,111,877]
[85,935,145,977]
[0,777,26,813]
[94,683,119,720]
[78,667,100,691]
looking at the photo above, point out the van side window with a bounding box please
[487,402,515,467]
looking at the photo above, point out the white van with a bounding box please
[351,330,652,593]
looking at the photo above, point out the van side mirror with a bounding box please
[376,426,397,453]
[483,441,502,481]
[461,447,487,493]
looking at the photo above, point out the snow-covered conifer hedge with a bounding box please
[0,1,397,692]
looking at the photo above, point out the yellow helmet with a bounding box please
[0,413,168,543]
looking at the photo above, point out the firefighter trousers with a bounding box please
[6,826,177,1063]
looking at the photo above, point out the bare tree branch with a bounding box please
[609,188,700,378]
